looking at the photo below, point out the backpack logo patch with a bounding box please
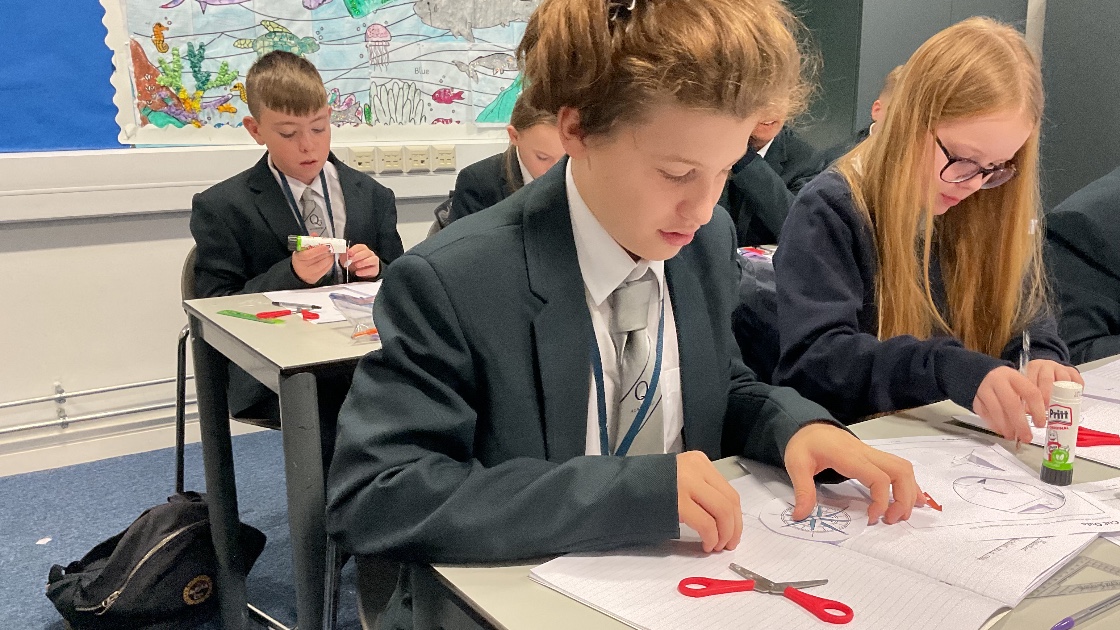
[183,575,213,606]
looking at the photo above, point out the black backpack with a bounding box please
[46,492,266,630]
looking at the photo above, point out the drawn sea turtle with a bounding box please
[233,21,320,58]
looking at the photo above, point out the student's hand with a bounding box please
[785,423,924,525]
[1026,359,1083,408]
[342,244,381,278]
[292,244,335,284]
[676,451,743,553]
[974,366,1046,443]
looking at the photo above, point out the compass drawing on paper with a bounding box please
[759,499,866,542]
[953,476,1066,514]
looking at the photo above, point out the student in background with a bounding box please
[818,65,903,167]
[1047,165,1120,363]
[447,98,563,223]
[773,18,1081,440]
[750,107,824,195]
[328,1,922,623]
[190,51,403,429]
[718,132,795,246]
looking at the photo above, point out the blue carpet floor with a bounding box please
[0,430,360,629]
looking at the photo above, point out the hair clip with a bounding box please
[608,0,638,29]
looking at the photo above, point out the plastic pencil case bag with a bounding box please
[330,292,379,341]
[46,491,266,630]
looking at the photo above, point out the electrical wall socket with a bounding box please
[375,146,403,174]
[431,145,456,171]
[350,147,376,172]
[403,145,431,173]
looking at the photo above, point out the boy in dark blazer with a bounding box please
[1048,165,1120,363]
[190,51,403,423]
[328,4,922,626]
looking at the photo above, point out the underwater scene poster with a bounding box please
[102,0,535,144]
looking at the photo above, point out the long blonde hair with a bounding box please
[836,17,1046,357]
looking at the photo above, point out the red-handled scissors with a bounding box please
[678,563,854,624]
[1077,427,1120,447]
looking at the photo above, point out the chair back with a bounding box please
[182,245,199,302]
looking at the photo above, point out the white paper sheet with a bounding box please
[262,282,380,324]
[953,395,1120,469]
[530,521,1002,630]
[1082,359,1120,403]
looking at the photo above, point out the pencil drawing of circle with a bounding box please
[952,476,1066,514]
[758,498,864,543]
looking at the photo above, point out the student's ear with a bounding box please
[556,106,589,159]
[506,124,520,147]
[243,116,266,146]
[871,100,884,124]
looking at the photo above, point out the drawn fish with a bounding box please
[160,0,252,14]
[452,53,518,82]
[414,0,542,42]
[151,23,169,53]
[432,118,453,125]
[431,88,465,105]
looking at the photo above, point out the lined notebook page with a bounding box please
[530,522,1001,630]
[844,522,1095,607]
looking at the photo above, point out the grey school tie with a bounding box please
[300,186,331,237]
[299,186,342,282]
[609,269,663,456]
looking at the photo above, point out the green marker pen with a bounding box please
[1040,381,1084,486]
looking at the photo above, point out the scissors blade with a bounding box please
[729,564,777,591]
[775,579,829,590]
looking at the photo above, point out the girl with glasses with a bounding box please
[771,17,1082,442]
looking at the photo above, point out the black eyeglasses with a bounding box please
[936,137,1017,189]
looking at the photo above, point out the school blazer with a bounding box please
[719,150,795,246]
[326,158,840,564]
[447,146,524,223]
[1047,165,1120,363]
[189,152,404,415]
[764,127,825,194]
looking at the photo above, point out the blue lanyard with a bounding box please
[590,296,666,456]
[279,169,335,237]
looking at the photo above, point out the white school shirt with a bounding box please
[757,137,775,159]
[565,161,684,456]
[516,147,535,185]
[268,155,348,238]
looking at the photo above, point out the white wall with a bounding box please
[0,144,501,455]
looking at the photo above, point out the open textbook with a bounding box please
[531,436,1119,630]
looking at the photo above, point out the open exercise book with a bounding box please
[530,436,1120,630]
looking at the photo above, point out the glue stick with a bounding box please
[1040,381,1084,486]
[288,235,347,254]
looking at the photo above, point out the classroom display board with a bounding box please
[101,0,536,144]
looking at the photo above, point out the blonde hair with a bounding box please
[836,17,1046,357]
[878,65,903,102]
[245,51,327,119]
[516,0,814,137]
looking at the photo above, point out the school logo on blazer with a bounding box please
[182,574,214,605]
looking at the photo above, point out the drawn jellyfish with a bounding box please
[364,24,391,69]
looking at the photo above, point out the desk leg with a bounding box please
[190,317,246,630]
[279,372,328,630]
